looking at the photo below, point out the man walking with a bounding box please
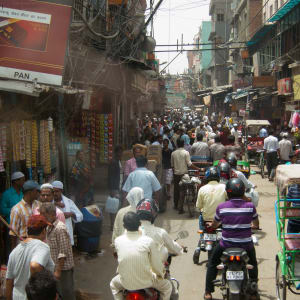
[279,132,292,163]
[6,215,54,300]
[40,203,75,300]
[190,133,210,161]
[52,180,83,246]
[209,135,225,161]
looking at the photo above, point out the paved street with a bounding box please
[75,170,299,300]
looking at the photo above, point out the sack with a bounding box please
[105,197,119,214]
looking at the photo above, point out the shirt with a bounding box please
[0,187,23,223]
[124,157,137,177]
[196,181,227,221]
[279,139,293,161]
[287,184,300,227]
[57,195,83,245]
[171,148,192,175]
[140,220,182,262]
[210,143,225,161]
[114,231,164,291]
[6,239,55,300]
[122,168,161,200]
[190,141,210,159]
[264,135,279,153]
[231,128,239,144]
[215,198,258,250]
[9,200,39,238]
[46,220,74,271]
[259,128,268,137]
[162,148,173,169]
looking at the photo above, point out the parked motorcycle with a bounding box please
[124,231,189,300]
[193,215,222,265]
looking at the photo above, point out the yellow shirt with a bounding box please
[196,181,227,221]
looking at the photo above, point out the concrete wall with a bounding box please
[263,0,287,22]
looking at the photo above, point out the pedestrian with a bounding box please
[209,135,225,162]
[152,135,163,146]
[52,180,83,246]
[231,123,239,144]
[162,139,173,199]
[122,156,161,203]
[25,269,58,300]
[9,180,40,250]
[40,202,75,300]
[190,133,210,161]
[225,135,242,159]
[0,171,25,261]
[124,144,146,180]
[259,126,268,138]
[171,138,200,214]
[6,215,55,300]
[279,132,293,163]
[263,129,279,181]
[195,122,206,141]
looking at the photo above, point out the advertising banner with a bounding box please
[0,0,72,86]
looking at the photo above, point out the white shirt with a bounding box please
[231,128,239,144]
[115,231,164,290]
[190,141,210,158]
[279,138,293,161]
[264,135,279,153]
[171,147,192,175]
[232,169,255,190]
[140,220,182,262]
[59,195,83,245]
[204,125,213,133]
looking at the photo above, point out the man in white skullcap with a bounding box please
[52,181,83,245]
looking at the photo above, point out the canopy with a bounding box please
[275,164,300,192]
[245,120,271,127]
[269,0,300,22]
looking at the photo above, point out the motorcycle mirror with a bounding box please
[175,230,189,241]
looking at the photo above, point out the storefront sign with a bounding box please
[252,76,275,88]
[0,1,72,86]
[278,78,292,95]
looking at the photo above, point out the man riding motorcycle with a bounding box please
[136,199,183,263]
[218,161,231,184]
[204,178,259,300]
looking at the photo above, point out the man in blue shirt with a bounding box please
[122,156,161,204]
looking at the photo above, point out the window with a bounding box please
[217,14,224,22]
[281,0,284,6]
[270,4,273,17]
[275,0,278,11]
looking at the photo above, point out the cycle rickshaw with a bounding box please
[275,164,300,299]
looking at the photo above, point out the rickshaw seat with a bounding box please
[286,209,300,218]
[284,234,300,251]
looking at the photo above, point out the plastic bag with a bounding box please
[105,197,119,214]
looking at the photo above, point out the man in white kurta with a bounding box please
[52,181,83,245]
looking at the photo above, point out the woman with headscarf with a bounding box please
[111,187,144,247]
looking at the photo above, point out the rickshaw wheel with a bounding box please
[276,256,287,300]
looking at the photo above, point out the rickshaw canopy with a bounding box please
[245,120,271,127]
[275,164,300,192]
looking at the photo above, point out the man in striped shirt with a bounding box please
[204,178,259,300]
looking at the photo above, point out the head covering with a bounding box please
[11,171,25,181]
[282,132,288,137]
[51,181,64,190]
[40,183,53,190]
[23,180,40,192]
[126,187,144,208]
[233,123,238,127]
[27,215,51,229]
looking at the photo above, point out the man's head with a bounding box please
[39,202,57,224]
[199,122,204,128]
[40,184,54,203]
[157,135,163,144]
[196,133,203,142]
[23,180,40,203]
[136,156,148,168]
[26,269,58,300]
[11,171,25,189]
[27,215,50,240]
[233,123,238,128]
[133,145,143,158]
[214,135,221,143]
[282,132,288,139]
[163,139,169,149]
[177,138,184,148]
[228,135,235,144]
[51,181,63,202]
[123,211,141,232]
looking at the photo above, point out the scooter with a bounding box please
[124,231,189,300]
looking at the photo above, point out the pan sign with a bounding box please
[0,0,72,86]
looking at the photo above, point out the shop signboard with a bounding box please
[252,76,275,88]
[278,78,292,95]
[293,74,300,100]
[0,0,72,86]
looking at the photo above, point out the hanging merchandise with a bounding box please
[19,121,26,161]
[0,124,8,162]
[48,117,53,132]
[99,114,113,163]
[292,112,300,127]
[31,121,38,168]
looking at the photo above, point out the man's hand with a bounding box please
[54,269,61,280]
[56,201,65,209]
[64,212,75,219]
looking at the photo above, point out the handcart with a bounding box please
[275,164,300,299]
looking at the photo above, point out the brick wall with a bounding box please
[248,0,263,40]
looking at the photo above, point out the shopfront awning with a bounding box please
[269,0,300,22]
[246,24,275,47]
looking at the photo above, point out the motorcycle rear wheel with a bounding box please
[185,187,195,217]
[228,292,241,300]
[193,248,200,264]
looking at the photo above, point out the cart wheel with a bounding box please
[276,256,287,300]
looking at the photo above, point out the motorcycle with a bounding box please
[124,231,189,300]
[193,215,222,265]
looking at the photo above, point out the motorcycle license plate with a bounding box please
[226,271,244,280]
[203,233,217,241]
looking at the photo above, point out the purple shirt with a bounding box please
[215,198,258,250]
[124,157,137,177]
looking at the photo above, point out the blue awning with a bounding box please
[246,24,275,47]
[269,0,300,22]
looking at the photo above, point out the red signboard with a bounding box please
[0,0,72,86]
[278,78,292,95]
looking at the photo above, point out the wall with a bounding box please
[263,0,287,22]
[200,21,212,71]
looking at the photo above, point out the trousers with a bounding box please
[266,151,278,178]
[56,269,75,300]
[173,174,184,210]
[110,274,172,300]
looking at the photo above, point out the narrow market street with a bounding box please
[74,169,298,300]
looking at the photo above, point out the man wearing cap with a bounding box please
[231,123,239,144]
[279,133,293,163]
[52,180,83,245]
[6,214,55,300]
[9,180,40,250]
[0,171,25,260]
[33,183,65,224]
[40,202,75,300]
